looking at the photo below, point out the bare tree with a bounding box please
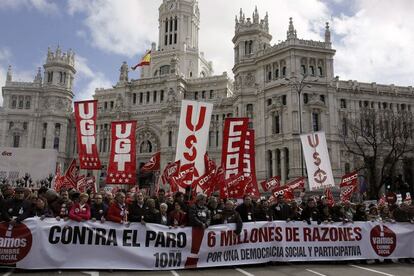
[340,108,413,199]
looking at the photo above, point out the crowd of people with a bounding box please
[1,184,414,228]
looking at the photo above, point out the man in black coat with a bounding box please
[272,195,292,221]
[221,200,243,235]
[236,195,256,222]
[188,193,211,228]
[128,192,147,222]
[301,198,321,225]
[90,193,108,222]
[3,187,33,224]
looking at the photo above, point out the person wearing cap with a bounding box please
[3,187,33,225]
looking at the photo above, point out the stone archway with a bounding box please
[136,126,161,188]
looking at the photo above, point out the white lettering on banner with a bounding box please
[114,124,132,171]
[79,102,96,154]
[343,174,358,184]
[243,132,251,176]
[6,219,414,270]
[225,121,244,179]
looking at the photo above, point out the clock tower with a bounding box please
[158,0,200,52]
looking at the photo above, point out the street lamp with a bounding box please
[284,73,318,177]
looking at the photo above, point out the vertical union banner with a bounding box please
[74,100,101,170]
[106,121,137,185]
[244,129,260,198]
[221,118,249,180]
[300,131,335,191]
[175,100,213,191]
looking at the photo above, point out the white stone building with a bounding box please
[1,0,413,190]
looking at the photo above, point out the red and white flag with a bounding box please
[74,100,101,170]
[271,177,305,200]
[175,100,213,192]
[340,171,358,202]
[243,130,260,198]
[260,176,281,192]
[324,188,335,207]
[141,151,160,173]
[65,159,79,187]
[106,121,137,185]
[161,160,180,186]
[193,154,217,195]
[77,176,96,193]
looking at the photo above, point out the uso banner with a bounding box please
[300,131,334,191]
[175,100,213,192]
[74,100,101,170]
[106,121,137,185]
[2,219,414,270]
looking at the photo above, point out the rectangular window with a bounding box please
[42,137,46,149]
[110,101,114,109]
[164,35,168,46]
[340,99,347,108]
[25,97,31,109]
[18,96,24,109]
[153,91,157,102]
[140,93,143,104]
[13,135,20,148]
[53,137,60,150]
[146,92,150,103]
[275,115,280,134]
[174,18,178,31]
[104,102,108,109]
[303,93,308,104]
[210,90,214,99]
[165,20,168,32]
[282,95,287,105]
[202,91,205,99]
[23,122,28,130]
[342,118,347,136]
[168,131,172,147]
[103,138,107,153]
[169,34,172,44]
[216,131,219,147]
[320,95,325,103]
[161,90,164,102]
[194,92,198,100]
[133,93,137,104]
[174,33,177,44]
[312,113,320,131]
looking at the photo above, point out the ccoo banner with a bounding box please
[175,100,213,192]
[74,100,101,170]
[2,219,414,270]
[300,131,335,191]
[106,121,137,185]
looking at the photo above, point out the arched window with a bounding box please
[159,65,170,76]
[301,65,306,75]
[140,140,153,153]
[310,66,315,76]
[246,104,254,118]
[47,72,53,83]
[275,69,279,79]
[282,66,286,77]
[318,66,323,76]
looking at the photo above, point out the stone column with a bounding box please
[272,149,277,177]
[281,148,286,183]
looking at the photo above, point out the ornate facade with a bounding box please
[1,0,413,189]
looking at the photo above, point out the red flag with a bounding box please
[340,171,358,202]
[271,177,305,200]
[243,130,260,198]
[74,100,101,170]
[77,176,96,193]
[161,160,180,189]
[193,154,217,195]
[106,121,137,185]
[324,188,335,207]
[260,176,281,192]
[141,152,161,173]
[227,176,249,198]
[65,159,79,187]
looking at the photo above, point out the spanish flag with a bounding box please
[131,50,151,70]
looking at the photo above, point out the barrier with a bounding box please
[1,218,413,270]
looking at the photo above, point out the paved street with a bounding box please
[1,262,413,276]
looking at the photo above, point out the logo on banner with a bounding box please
[370,225,396,257]
[0,223,33,264]
[114,123,132,171]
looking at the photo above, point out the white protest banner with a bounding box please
[0,147,57,182]
[175,100,213,192]
[300,131,335,191]
[2,219,414,270]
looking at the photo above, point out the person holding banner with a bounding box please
[143,198,161,224]
[301,198,321,225]
[272,195,292,221]
[128,191,146,223]
[69,193,91,222]
[107,192,128,224]
[3,187,32,224]
[221,200,243,236]
[55,189,72,221]
[168,201,187,227]
[254,199,274,221]
[236,195,256,222]
[90,193,108,222]
[32,197,53,220]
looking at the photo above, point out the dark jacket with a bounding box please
[272,203,292,220]
[32,207,54,218]
[3,198,32,223]
[254,205,273,221]
[128,201,146,222]
[301,206,321,223]
[236,203,255,222]
[188,204,211,227]
[90,202,108,220]
[221,209,243,235]
[144,208,161,224]
[209,207,223,225]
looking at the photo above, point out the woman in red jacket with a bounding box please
[106,192,128,224]
[69,193,91,222]
[168,201,188,227]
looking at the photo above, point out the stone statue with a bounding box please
[119,61,129,82]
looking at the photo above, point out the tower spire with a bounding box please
[6,65,12,82]
[253,6,259,24]
[287,17,297,40]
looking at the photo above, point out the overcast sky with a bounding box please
[1,0,413,106]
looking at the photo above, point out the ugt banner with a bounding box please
[74,100,101,170]
[300,131,335,191]
[175,100,213,191]
[106,121,137,185]
[2,218,414,270]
